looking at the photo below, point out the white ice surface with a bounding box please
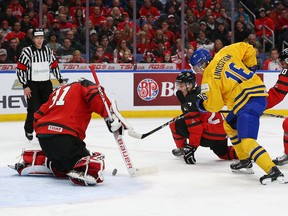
[0,117,288,216]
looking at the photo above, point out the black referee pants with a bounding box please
[24,80,52,133]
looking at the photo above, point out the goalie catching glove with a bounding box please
[105,113,122,133]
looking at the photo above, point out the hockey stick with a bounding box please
[220,110,287,119]
[128,113,187,139]
[89,65,157,176]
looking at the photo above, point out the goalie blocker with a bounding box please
[9,150,105,186]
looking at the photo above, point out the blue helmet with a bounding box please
[190,49,212,67]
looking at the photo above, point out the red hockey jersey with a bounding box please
[266,68,288,109]
[34,79,111,140]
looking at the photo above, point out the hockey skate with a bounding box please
[25,132,33,141]
[230,158,254,174]
[172,148,184,157]
[272,154,288,166]
[259,166,287,185]
[8,162,25,172]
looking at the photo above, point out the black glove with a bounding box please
[183,145,197,164]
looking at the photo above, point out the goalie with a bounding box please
[10,78,122,186]
[170,71,238,164]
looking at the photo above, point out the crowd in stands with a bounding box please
[0,0,287,70]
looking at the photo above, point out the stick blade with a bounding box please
[128,129,143,139]
[136,166,158,176]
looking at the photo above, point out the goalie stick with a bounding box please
[89,65,157,176]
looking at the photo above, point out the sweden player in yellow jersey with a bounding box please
[190,42,286,185]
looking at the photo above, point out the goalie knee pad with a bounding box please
[67,152,105,186]
[14,150,53,175]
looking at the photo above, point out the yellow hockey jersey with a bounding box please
[200,42,268,114]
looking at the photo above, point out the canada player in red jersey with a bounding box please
[169,71,238,164]
[266,48,288,165]
[10,78,122,186]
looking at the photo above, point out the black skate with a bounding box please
[8,163,25,174]
[172,148,184,157]
[260,166,287,185]
[272,154,288,166]
[230,158,254,174]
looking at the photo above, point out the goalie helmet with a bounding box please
[190,49,212,73]
[176,71,196,87]
[279,48,288,64]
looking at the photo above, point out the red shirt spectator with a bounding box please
[139,0,160,20]
[254,8,275,37]
[58,13,73,30]
[4,22,26,42]
[89,6,107,27]
[8,0,24,20]
[69,0,85,18]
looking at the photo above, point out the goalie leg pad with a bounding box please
[67,152,105,186]
[14,150,53,175]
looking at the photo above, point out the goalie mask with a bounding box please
[190,49,212,74]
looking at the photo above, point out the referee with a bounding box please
[16,28,65,141]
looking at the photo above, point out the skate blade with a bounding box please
[261,176,288,185]
[231,168,254,174]
[7,165,16,170]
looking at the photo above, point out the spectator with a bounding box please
[58,13,73,35]
[151,0,164,12]
[276,9,288,50]
[20,13,34,33]
[254,8,275,49]
[4,22,26,42]
[161,20,175,45]
[69,0,85,18]
[234,4,250,25]
[7,37,21,63]
[200,8,214,23]
[196,30,214,51]
[100,35,113,61]
[90,45,111,63]
[205,15,217,40]
[244,33,263,52]
[72,8,85,28]
[0,48,13,63]
[26,9,39,28]
[194,0,207,20]
[120,21,133,44]
[45,31,61,54]
[1,7,17,27]
[210,22,231,46]
[151,29,169,50]
[270,1,285,24]
[136,31,151,54]
[8,0,24,20]
[141,23,155,44]
[216,7,231,31]
[98,21,114,41]
[152,41,166,62]
[263,48,282,70]
[167,14,180,35]
[211,38,224,56]
[124,0,141,19]
[162,50,172,63]
[89,6,107,29]
[255,47,266,70]
[234,20,251,43]
[69,49,85,63]
[0,20,12,39]
[106,16,116,33]
[140,51,157,63]
[49,19,62,43]
[65,30,83,52]
[107,0,124,15]
[212,1,222,18]
[20,28,33,50]
[198,21,208,35]
[35,3,54,24]
[88,30,99,59]
[139,0,160,20]
[109,7,122,27]
[186,14,200,34]
[56,38,75,63]
[117,49,133,63]
[113,39,131,63]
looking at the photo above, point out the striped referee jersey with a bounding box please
[16,45,63,88]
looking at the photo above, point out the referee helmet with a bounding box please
[33,28,45,37]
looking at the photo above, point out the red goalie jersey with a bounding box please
[34,79,111,140]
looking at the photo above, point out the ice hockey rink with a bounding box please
[1,117,288,216]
